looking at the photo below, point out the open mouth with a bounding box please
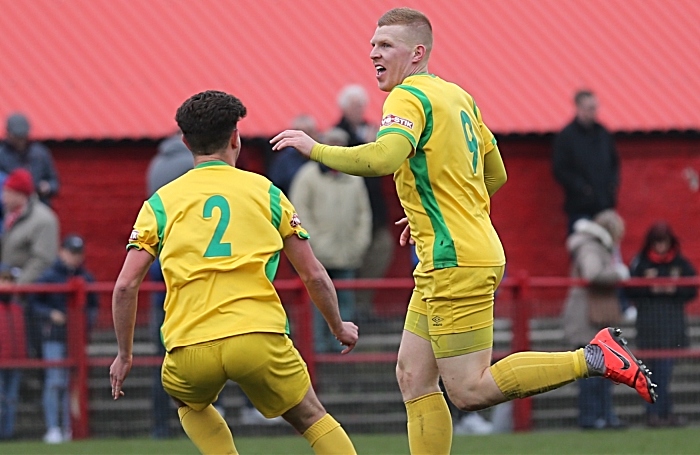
[375,65,386,77]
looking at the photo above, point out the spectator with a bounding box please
[1,168,59,358]
[0,266,25,440]
[627,222,697,427]
[30,234,99,444]
[146,133,193,439]
[147,133,194,197]
[552,90,620,235]
[0,172,8,229]
[0,113,60,206]
[335,84,376,146]
[334,84,393,323]
[561,209,628,430]
[268,115,319,195]
[289,127,372,352]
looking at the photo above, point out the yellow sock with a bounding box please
[302,414,356,455]
[405,392,452,455]
[490,348,588,400]
[178,405,237,455]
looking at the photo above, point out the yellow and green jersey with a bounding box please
[127,161,309,351]
[377,74,505,272]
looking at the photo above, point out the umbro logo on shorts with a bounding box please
[431,315,443,326]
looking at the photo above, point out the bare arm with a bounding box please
[110,248,154,399]
[283,235,358,353]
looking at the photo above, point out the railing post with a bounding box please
[512,270,532,432]
[68,277,90,439]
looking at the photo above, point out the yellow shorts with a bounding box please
[404,265,505,358]
[161,332,310,418]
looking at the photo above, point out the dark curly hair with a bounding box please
[175,90,247,155]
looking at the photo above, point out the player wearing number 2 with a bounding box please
[110,90,358,455]
[271,7,656,455]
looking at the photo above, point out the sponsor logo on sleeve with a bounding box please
[290,213,301,227]
[129,230,139,242]
[381,114,414,129]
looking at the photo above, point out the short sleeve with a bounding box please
[376,87,426,150]
[126,201,160,257]
[270,185,309,240]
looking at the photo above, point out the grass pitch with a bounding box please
[0,427,697,454]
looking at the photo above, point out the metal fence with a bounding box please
[1,274,699,440]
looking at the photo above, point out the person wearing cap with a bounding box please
[29,234,99,444]
[0,113,60,206]
[0,168,59,285]
[1,167,59,363]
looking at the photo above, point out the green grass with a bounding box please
[1,428,698,455]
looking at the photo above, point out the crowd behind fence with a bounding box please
[1,274,699,440]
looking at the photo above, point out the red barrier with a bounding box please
[1,274,698,438]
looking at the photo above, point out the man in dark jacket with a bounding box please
[30,234,98,444]
[552,90,620,235]
[0,113,60,206]
[267,115,318,195]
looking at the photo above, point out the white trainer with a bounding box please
[239,407,285,425]
[453,412,494,435]
[43,427,63,444]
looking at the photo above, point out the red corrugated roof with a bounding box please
[1,0,698,140]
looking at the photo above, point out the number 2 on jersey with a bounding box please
[203,195,232,257]
[460,110,479,174]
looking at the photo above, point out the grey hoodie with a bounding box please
[146,135,194,197]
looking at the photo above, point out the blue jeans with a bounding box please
[0,369,22,439]
[42,341,70,433]
[646,358,673,418]
[578,376,619,428]
[314,269,355,353]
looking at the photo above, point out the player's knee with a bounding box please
[283,391,326,432]
[447,389,488,412]
[395,361,412,391]
[451,396,484,412]
[396,361,433,399]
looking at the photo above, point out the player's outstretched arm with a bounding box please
[271,131,412,177]
[269,130,317,157]
[110,248,154,399]
[283,235,358,354]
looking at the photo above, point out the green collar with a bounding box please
[195,160,229,169]
[407,72,435,78]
